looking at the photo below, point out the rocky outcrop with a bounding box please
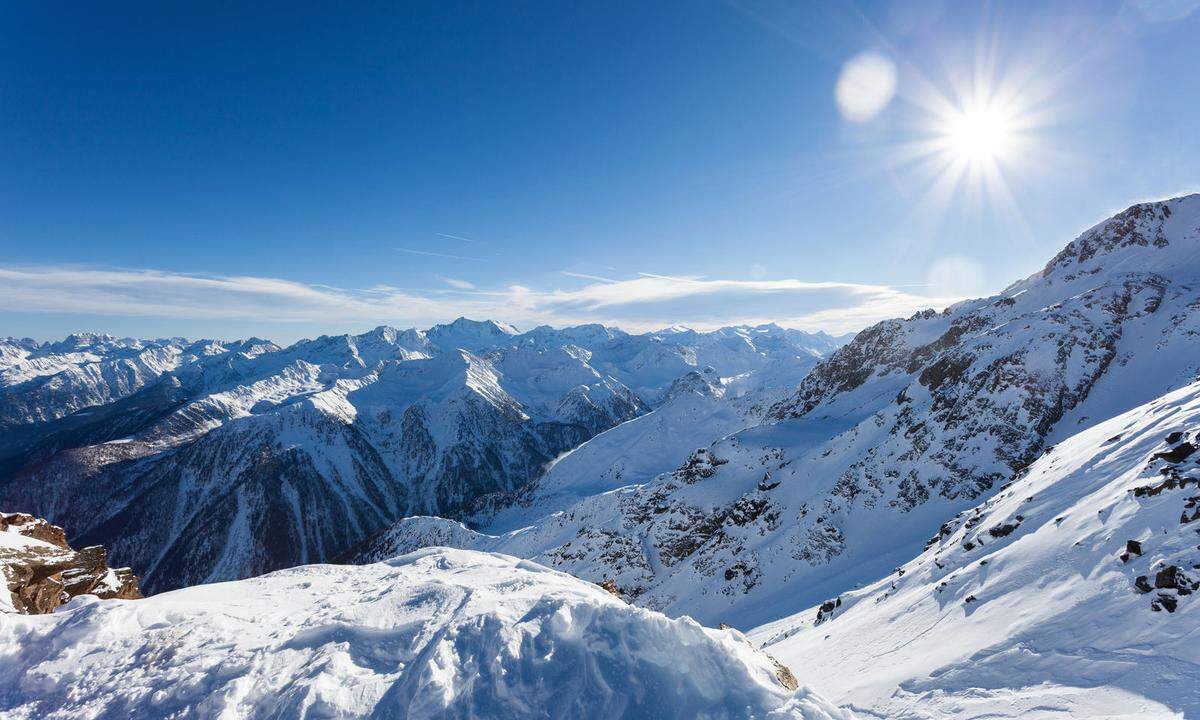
[0,512,140,614]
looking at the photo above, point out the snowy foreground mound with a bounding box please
[751,380,1200,719]
[0,548,849,720]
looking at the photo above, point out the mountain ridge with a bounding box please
[360,194,1200,629]
[0,320,844,593]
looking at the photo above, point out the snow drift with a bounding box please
[0,548,851,720]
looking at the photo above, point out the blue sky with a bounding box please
[2,1,1198,342]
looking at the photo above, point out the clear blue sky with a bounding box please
[2,0,1198,342]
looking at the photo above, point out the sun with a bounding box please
[945,107,1015,163]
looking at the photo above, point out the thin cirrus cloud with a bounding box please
[396,248,485,262]
[435,233,478,244]
[438,276,477,290]
[0,264,965,336]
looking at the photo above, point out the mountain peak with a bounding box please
[425,318,520,352]
[434,317,518,335]
[1039,193,1200,282]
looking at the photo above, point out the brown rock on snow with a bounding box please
[597,579,624,600]
[1,511,141,614]
[769,655,800,691]
[0,512,69,549]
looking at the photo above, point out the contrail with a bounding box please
[396,248,485,262]
[436,233,477,244]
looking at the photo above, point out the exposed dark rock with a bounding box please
[1131,472,1200,497]
[988,522,1020,538]
[1154,565,1195,592]
[1151,594,1178,613]
[0,512,68,548]
[757,474,781,492]
[1153,442,1196,464]
[814,598,839,625]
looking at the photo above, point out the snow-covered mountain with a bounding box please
[0,321,841,594]
[365,195,1200,628]
[0,334,278,429]
[0,547,852,720]
[749,377,1200,719]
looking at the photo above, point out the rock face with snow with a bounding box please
[0,547,852,720]
[0,512,140,614]
[749,378,1200,718]
[0,321,840,593]
[368,195,1200,627]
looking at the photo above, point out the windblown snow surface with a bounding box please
[0,548,851,720]
[750,379,1200,719]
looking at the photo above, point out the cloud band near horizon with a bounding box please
[0,264,964,338]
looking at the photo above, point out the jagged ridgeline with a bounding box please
[0,320,844,592]
[364,195,1200,628]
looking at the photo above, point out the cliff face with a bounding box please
[0,512,140,614]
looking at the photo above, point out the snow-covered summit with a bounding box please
[0,548,852,720]
[1036,193,1200,282]
[426,317,520,352]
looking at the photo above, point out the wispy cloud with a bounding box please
[438,276,476,290]
[396,248,485,262]
[436,233,478,244]
[0,264,965,335]
[560,270,617,283]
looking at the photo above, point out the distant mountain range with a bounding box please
[0,320,846,593]
[5,195,1200,718]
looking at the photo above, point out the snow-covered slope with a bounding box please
[367,195,1200,628]
[0,547,852,720]
[0,322,842,594]
[749,378,1200,719]
[464,367,768,535]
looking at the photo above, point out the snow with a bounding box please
[365,195,1200,631]
[0,548,851,720]
[476,374,754,534]
[2,319,843,594]
[749,379,1200,719]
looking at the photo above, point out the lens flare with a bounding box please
[945,106,1015,163]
